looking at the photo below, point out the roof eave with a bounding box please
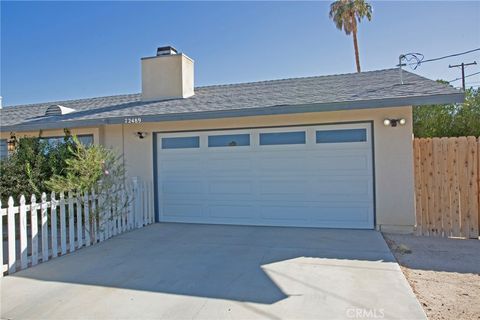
[1,92,464,133]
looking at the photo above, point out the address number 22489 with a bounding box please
[124,117,142,124]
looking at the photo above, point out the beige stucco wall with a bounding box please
[3,106,415,232]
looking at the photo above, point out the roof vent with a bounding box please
[45,105,75,116]
[157,46,178,56]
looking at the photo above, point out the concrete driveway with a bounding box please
[1,223,425,319]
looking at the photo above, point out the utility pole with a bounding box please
[449,61,477,91]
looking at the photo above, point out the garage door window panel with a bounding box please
[162,136,200,149]
[316,129,367,143]
[259,131,306,146]
[208,134,250,147]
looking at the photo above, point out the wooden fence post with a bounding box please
[84,192,91,247]
[467,136,479,238]
[98,192,105,242]
[147,181,152,224]
[60,192,67,255]
[413,138,420,235]
[112,186,118,237]
[7,197,16,274]
[440,138,451,237]
[76,192,83,249]
[91,189,97,244]
[19,195,28,269]
[138,180,144,227]
[128,182,134,230]
[51,192,58,258]
[41,192,49,263]
[419,139,429,235]
[119,188,125,233]
[105,192,111,239]
[103,191,110,240]
[432,138,442,235]
[451,138,461,237]
[457,137,469,237]
[68,191,75,253]
[31,194,39,266]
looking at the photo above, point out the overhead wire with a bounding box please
[449,71,480,83]
[399,48,480,70]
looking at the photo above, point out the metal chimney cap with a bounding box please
[157,46,178,56]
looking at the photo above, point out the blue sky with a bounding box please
[1,1,479,106]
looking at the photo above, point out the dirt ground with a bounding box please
[383,233,480,320]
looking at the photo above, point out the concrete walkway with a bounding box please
[1,223,426,319]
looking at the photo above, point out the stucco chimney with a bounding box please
[141,46,194,101]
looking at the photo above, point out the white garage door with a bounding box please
[156,123,374,229]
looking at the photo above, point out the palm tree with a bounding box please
[329,0,372,72]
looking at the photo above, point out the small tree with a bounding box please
[46,136,129,234]
[46,136,124,193]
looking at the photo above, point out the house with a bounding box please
[0,46,463,233]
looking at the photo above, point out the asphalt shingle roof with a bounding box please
[0,68,463,132]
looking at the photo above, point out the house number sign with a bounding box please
[124,117,142,124]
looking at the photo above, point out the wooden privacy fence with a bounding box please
[1,178,154,277]
[413,137,479,238]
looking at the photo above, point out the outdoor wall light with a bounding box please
[383,118,406,127]
[136,132,148,139]
[7,132,17,152]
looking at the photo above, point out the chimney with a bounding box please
[141,46,194,101]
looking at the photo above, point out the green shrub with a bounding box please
[46,136,125,194]
[0,136,76,203]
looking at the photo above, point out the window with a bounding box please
[41,134,94,147]
[208,134,250,147]
[162,136,200,149]
[259,131,306,146]
[316,129,367,143]
[77,135,94,146]
[0,139,7,160]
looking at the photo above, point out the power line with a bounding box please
[421,48,480,64]
[449,71,480,83]
[399,47,480,69]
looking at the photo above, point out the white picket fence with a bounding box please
[1,178,154,277]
